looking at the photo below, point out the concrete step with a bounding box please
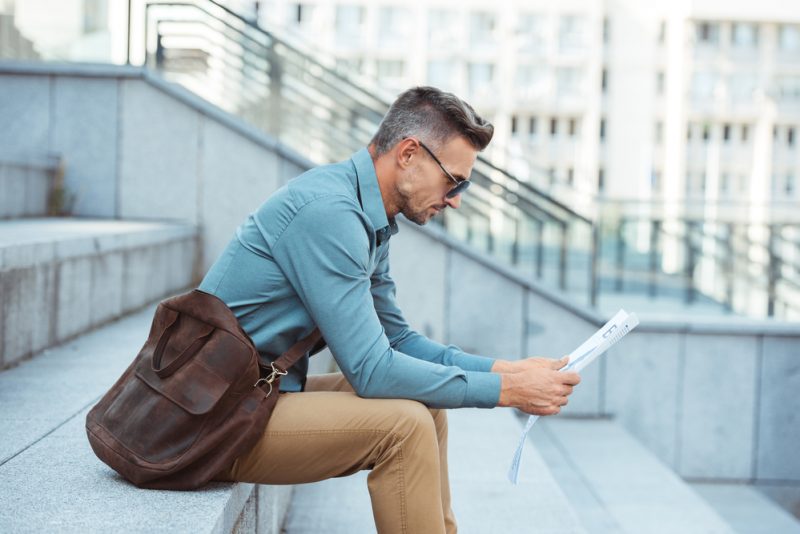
[0,217,197,369]
[528,417,735,533]
[0,304,288,533]
[284,407,586,533]
[691,482,800,534]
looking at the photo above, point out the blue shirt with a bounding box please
[199,148,502,408]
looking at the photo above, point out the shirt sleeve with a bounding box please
[370,243,497,372]
[271,195,500,409]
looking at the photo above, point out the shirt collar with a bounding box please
[352,148,399,246]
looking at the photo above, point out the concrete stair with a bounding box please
[0,218,196,369]
[284,408,586,533]
[529,416,800,533]
[0,304,289,533]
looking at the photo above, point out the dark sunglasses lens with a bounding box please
[446,180,470,199]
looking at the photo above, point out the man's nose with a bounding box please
[444,194,461,209]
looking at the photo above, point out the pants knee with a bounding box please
[391,400,438,443]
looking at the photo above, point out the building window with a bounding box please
[723,124,731,142]
[779,25,800,52]
[721,173,730,195]
[548,167,556,186]
[376,60,405,79]
[788,174,796,195]
[656,71,665,94]
[567,167,574,185]
[697,22,720,45]
[603,17,610,44]
[429,9,460,50]
[651,170,661,192]
[378,7,412,47]
[511,115,518,135]
[687,124,693,141]
[335,5,365,45]
[601,68,608,93]
[658,20,666,44]
[529,117,537,136]
[702,124,710,142]
[559,15,586,52]
[516,13,546,53]
[600,118,606,141]
[732,23,759,48]
[598,168,605,193]
[427,60,459,93]
[467,62,495,95]
[789,127,796,146]
[742,125,749,142]
[568,118,577,137]
[470,11,497,48]
[655,121,663,143]
[550,118,558,137]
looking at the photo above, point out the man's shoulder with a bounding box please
[287,159,358,208]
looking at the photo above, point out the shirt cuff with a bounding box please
[462,370,502,408]
[445,345,496,372]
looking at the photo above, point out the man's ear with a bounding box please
[396,138,417,170]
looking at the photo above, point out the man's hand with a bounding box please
[494,356,580,416]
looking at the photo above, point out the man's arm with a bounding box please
[271,195,500,409]
[369,241,580,415]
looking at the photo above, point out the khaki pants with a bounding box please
[212,373,456,534]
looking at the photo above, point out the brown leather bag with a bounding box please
[85,289,320,490]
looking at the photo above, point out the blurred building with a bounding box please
[257,0,800,222]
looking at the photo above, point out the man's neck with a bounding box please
[368,145,401,219]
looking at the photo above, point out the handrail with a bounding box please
[134,0,799,320]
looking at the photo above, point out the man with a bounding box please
[207,87,580,533]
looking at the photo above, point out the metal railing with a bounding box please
[132,0,800,320]
[2,0,797,319]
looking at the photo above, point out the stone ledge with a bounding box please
[0,218,197,368]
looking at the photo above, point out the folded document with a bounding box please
[507,309,640,484]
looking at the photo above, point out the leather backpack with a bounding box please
[85,289,320,490]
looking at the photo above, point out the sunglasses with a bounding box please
[409,138,471,199]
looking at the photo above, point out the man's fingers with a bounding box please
[561,371,581,386]
[552,356,569,370]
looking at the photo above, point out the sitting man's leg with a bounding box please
[306,373,457,534]
[214,373,451,534]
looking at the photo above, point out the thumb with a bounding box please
[553,356,569,370]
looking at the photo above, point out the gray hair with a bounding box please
[370,86,494,156]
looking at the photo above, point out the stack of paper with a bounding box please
[507,309,640,484]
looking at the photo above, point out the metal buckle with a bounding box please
[254,362,288,398]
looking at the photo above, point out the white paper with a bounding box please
[507,309,639,484]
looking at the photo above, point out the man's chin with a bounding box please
[401,211,432,226]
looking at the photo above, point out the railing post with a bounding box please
[685,221,697,304]
[615,217,625,292]
[590,222,600,308]
[535,221,544,280]
[767,224,780,317]
[265,36,283,139]
[559,222,568,291]
[649,219,660,297]
[724,222,735,312]
[126,0,132,65]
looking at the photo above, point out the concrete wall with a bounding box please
[0,62,312,272]
[390,223,800,489]
[1,62,797,490]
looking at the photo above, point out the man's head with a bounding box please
[369,87,494,225]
